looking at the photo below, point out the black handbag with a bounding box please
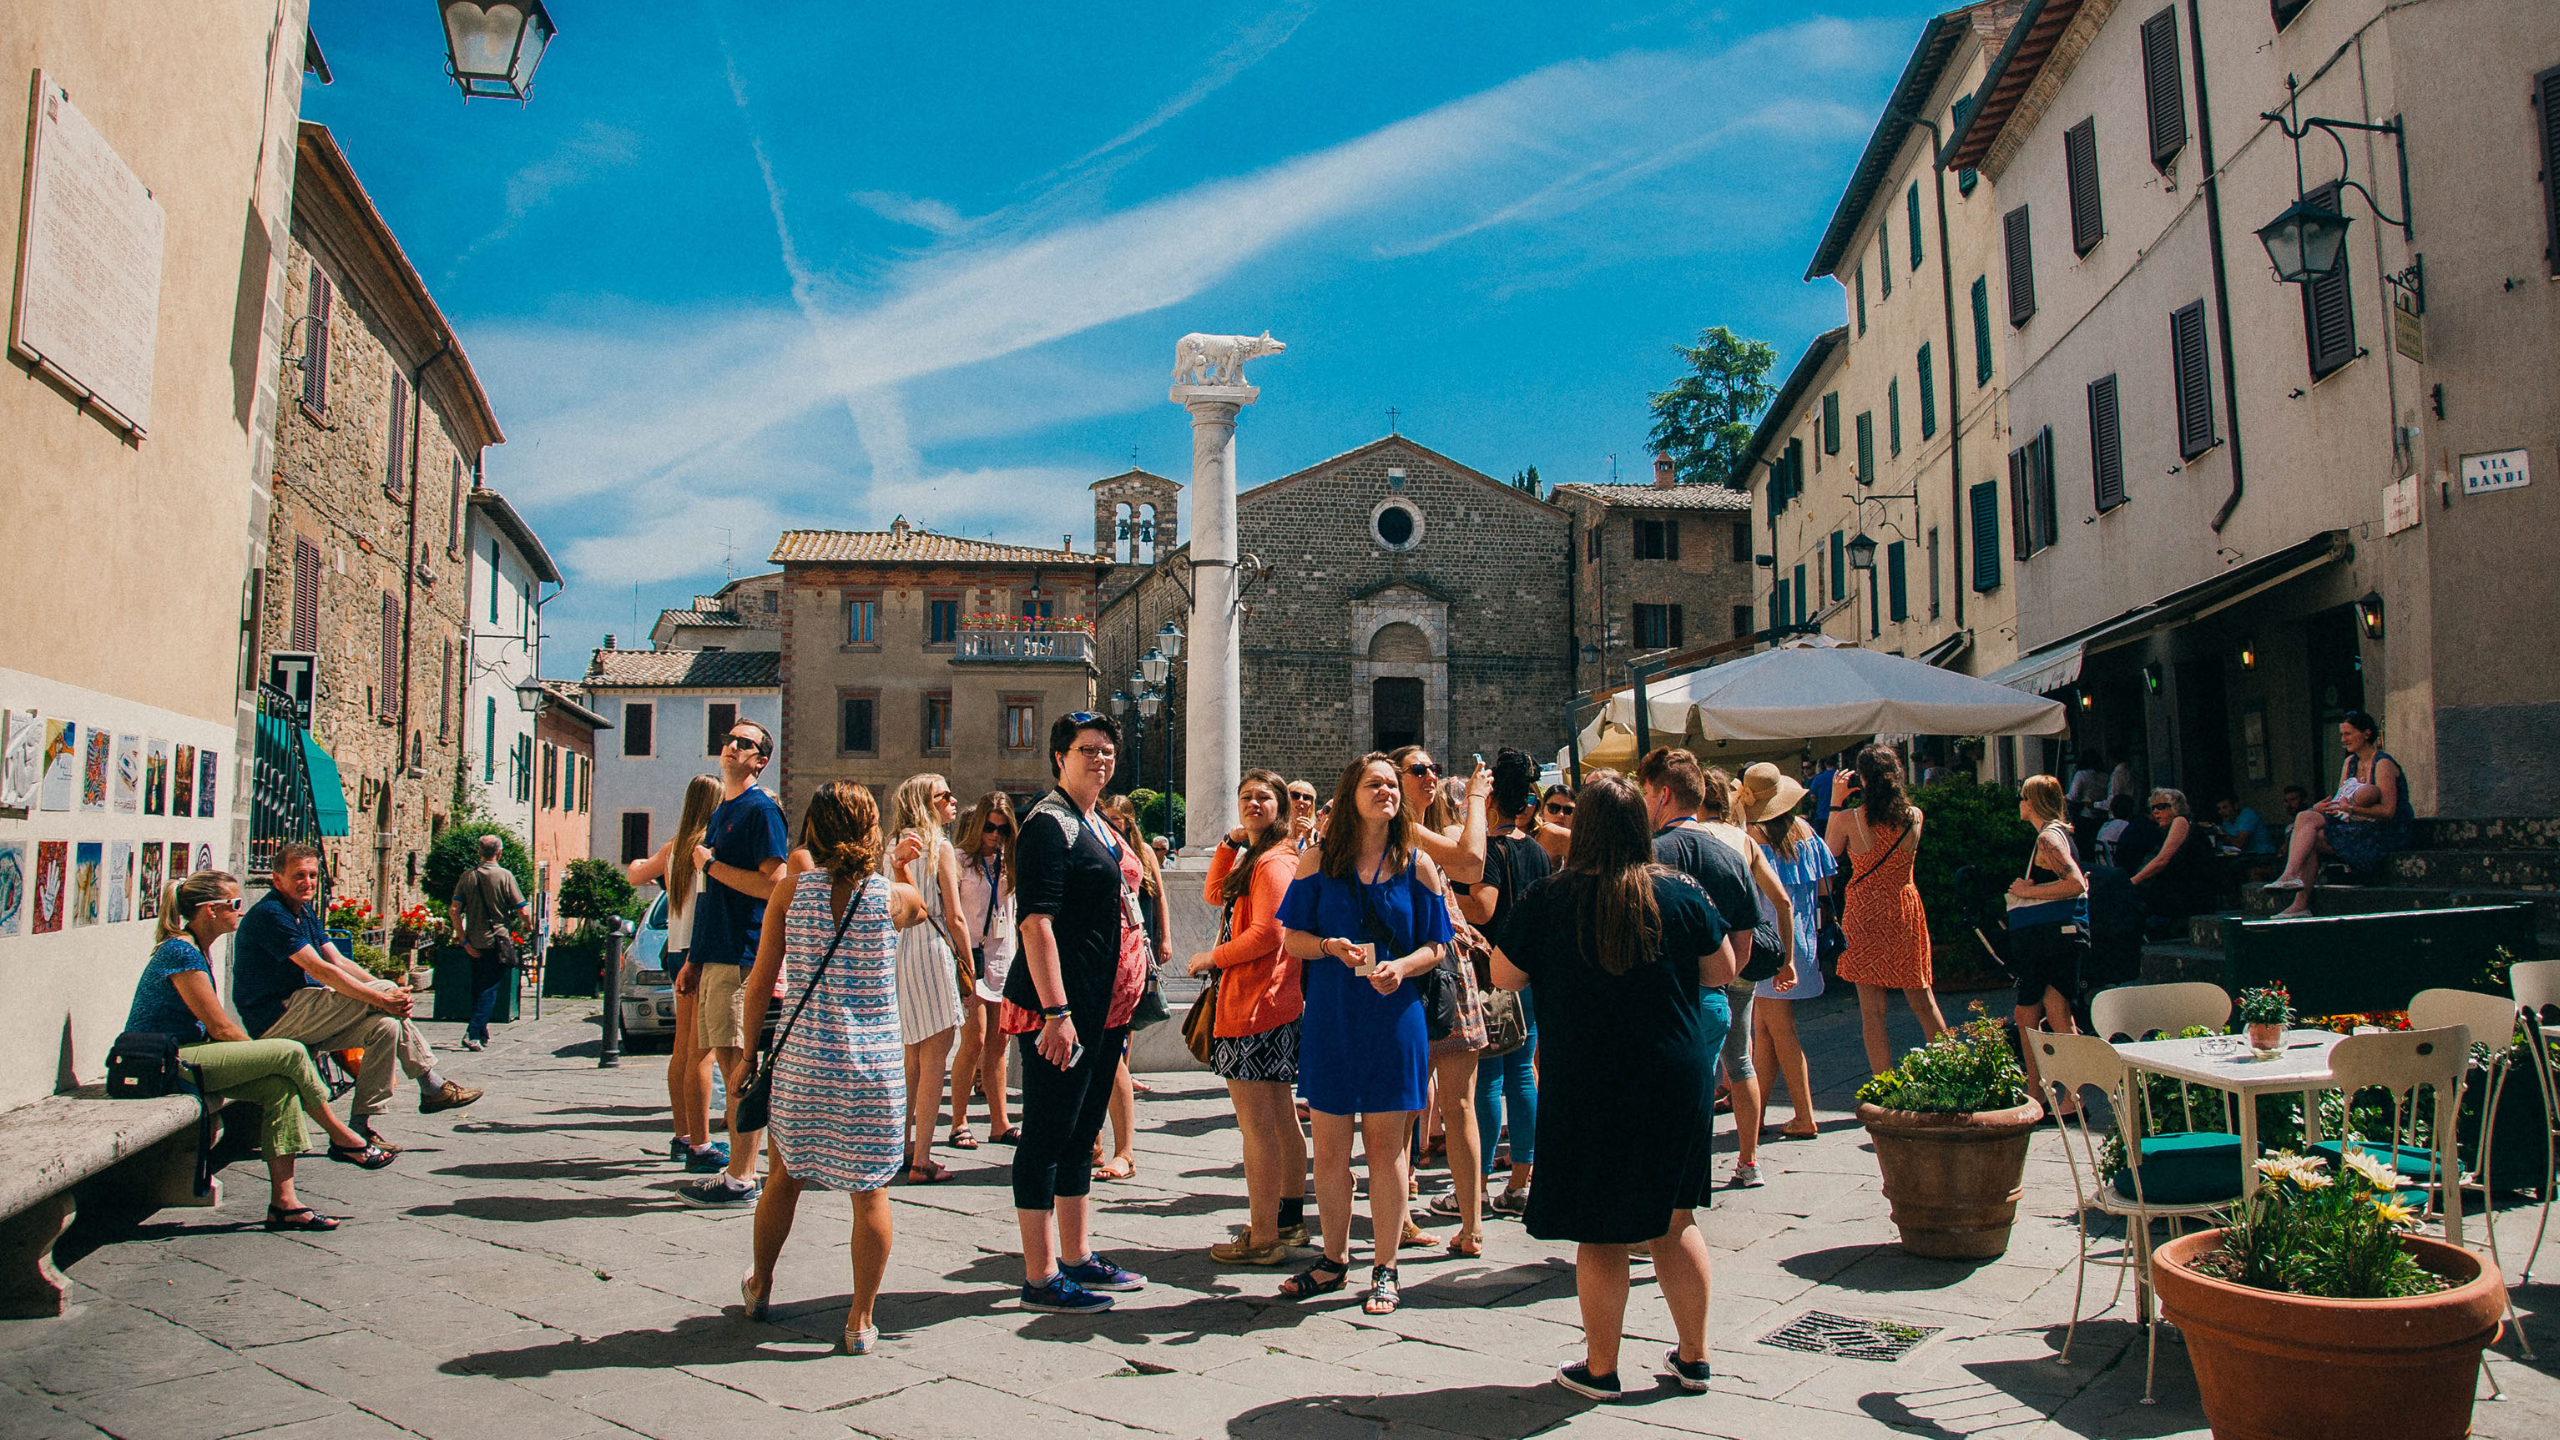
[1740,924,1789,983]
[733,889,860,1135]
[106,1031,187,1099]
[1361,864,1462,1040]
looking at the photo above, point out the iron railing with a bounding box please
[250,683,322,876]
[954,629,1094,665]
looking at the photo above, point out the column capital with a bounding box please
[1169,384,1259,412]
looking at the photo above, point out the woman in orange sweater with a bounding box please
[1188,768,1308,1265]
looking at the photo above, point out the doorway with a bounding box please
[1373,677,1424,752]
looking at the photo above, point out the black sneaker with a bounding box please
[1020,1272,1114,1314]
[1555,1363,1623,1402]
[1060,1252,1145,1291]
[1664,1349,1712,1392]
[679,1175,760,1207]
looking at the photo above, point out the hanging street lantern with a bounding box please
[1845,532,1880,573]
[440,1,558,102]
[1137,690,1164,721]
[1155,620,1185,661]
[1140,646,1170,689]
[1108,689,1132,718]
[513,676,547,713]
[2255,195,2352,283]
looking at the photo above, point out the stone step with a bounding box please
[2239,882,2560,928]
[2406,817,2560,853]
[2137,941,2226,985]
[2382,848,2560,890]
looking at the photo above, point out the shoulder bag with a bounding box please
[1366,861,1473,1046]
[1473,840,1528,1056]
[732,883,861,1135]
[106,1031,216,1198]
[1182,897,1230,1065]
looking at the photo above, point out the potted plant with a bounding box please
[2152,1151,2505,1440]
[2237,983,2293,1056]
[1854,1007,2044,1258]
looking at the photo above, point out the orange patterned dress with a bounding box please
[1838,823,1932,988]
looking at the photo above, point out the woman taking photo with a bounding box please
[123,870,393,1233]
[1489,774,1734,1401]
[887,775,969,1184]
[738,782,927,1353]
[1825,746,1946,1077]
[1739,763,1830,1142]
[2006,775,2087,1109]
[1461,749,1550,1216]
[1275,753,1457,1315]
[1387,745,1492,1255]
[1188,769,1309,1264]
[628,775,726,1172]
[950,792,1020,1148]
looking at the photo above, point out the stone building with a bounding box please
[650,572,784,652]
[1553,458,1760,696]
[770,521,1107,822]
[1097,435,1576,789]
[256,121,504,922]
[581,649,782,863]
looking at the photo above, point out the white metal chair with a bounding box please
[2033,1030,2242,1405]
[2090,981,2236,1133]
[2403,989,2533,1360]
[2506,959,2560,1284]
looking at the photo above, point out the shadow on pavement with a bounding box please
[1227,1384,1586,1438]
[1782,1243,1998,1290]
[443,1314,823,1378]
[431,1157,669,1182]
[406,1193,678,1222]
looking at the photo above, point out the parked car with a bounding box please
[615,889,776,1051]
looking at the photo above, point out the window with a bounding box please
[484,696,497,783]
[1002,701,1038,750]
[2004,206,2036,325]
[300,270,331,415]
[761,589,778,614]
[2540,65,2560,277]
[1772,579,1790,632]
[290,537,321,651]
[385,371,407,497]
[924,693,953,752]
[845,597,878,645]
[620,812,651,864]
[579,756,591,813]
[1868,568,1881,638]
[438,639,452,740]
[2065,119,2104,256]
[2008,427,2059,559]
[1906,182,1924,269]
[1730,520,1751,563]
[1822,392,1840,455]
[1887,378,1903,456]
[1878,225,1893,297]
[1585,525,1601,562]
[541,741,558,808]
[1916,343,1937,439]
[1830,531,1846,602]
[379,593,400,714]
[1019,596,1054,620]
[2271,0,2312,31]
[706,702,737,756]
[1970,481,2003,591]
[517,734,533,804]
[1972,276,1994,385]
[1372,678,1424,752]
[2088,373,2126,511]
[1373,501,1421,550]
[1732,605,1754,639]
[447,458,465,557]
[1927,526,1942,619]
[1887,541,1909,623]
[1633,603,1684,650]
[1635,518,1680,560]
[2171,299,2217,458]
[622,701,654,757]
[1856,410,1876,483]
[2142,8,2186,169]
[927,598,960,645]
[1855,264,1867,334]
[488,540,502,623]
[2301,181,2358,378]
[839,693,877,754]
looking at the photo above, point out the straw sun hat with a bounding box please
[1736,762,1807,823]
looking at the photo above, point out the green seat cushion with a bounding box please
[2309,1137,2443,1183]
[2111,1131,2245,1206]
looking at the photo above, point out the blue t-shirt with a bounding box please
[690,787,787,967]
[126,938,215,1045]
[1761,837,1838,972]
[235,890,331,1036]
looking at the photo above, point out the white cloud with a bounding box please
[1069,2,1319,168]
[849,190,972,236]
[446,122,642,278]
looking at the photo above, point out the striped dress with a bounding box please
[768,870,905,1192]
[893,834,963,1044]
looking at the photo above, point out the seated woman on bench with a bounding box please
[125,871,395,1232]
[2266,711,2410,918]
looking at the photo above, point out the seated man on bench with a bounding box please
[234,844,483,1152]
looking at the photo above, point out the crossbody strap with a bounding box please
[1850,823,1909,885]
[765,881,864,1062]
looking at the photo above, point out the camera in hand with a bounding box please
[1844,780,1865,808]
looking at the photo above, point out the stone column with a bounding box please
[1169,382,1256,850]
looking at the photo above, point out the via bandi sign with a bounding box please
[2460,449,2530,496]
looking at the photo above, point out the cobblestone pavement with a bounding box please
[5,990,2554,1439]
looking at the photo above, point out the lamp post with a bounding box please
[2253,76,2419,305]
[513,678,546,1019]
[440,0,558,101]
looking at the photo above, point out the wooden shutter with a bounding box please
[1822,393,1841,454]
[1878,225,1893,297]
[438,639,452,739]
[2301,182,2359,378]
[2540,65,2560,275]
[447,458,465,555]
[2089,373,2126,512]
[379,593,400,710]
[621,813,651,865]
[2009,444,2033,561]
[1906,183,1923,269]
[2142,9,2186,169]
[1793,566,1808,625]
[1917,343,1937,439]
[2171,300,2217,458]
[707,701,737,755]
[2033,428,2060,551]
[1888,378,1903,455]
[1856,264,1867,333]
[1830,531,1845,601]
[1665,518,1680,561]
[1856,410,1875,483]
[1772,579,1789,632]
[1970,481,2002,591]
[1668,605,1684,648]
[1972,277,1994,384]
[623,702,652,757]
[290,537,320,651]
[1887,541,1909,621]
[301,270,331,412]
[2066,119,2104,256]
[385,372,407,497]
[2004,207,2036,325]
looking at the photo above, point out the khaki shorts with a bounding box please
[696,962,750,1050]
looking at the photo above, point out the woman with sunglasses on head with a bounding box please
[1190,769,1309,1264]
[124,871,393,1232]
[1385,745,1493,1253]
[887,775,970,1184]
[950,792,1021,1149]
[1825,746,1946,1077]
[1274,754,1457,1315]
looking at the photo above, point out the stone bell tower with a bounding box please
[1091,468,1180,569]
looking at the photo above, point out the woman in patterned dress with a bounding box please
[740,781,927,1354]
[888,775,969,1183]
[1824,745,1945,1077]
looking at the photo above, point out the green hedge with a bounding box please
[1909,779,2031,990]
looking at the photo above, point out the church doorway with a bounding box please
[1373,677,1424,752]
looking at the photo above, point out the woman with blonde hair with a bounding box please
[123,870,392,1232]
[887,774,969,1183]
[628,774,727,1170]
[1739,764,1833,1141]
[948,792,1020,1148]
[1188,769,1309,1264]
[739,782,929,1352]
[1826,746,1946,1076]
[2007,774,2088,1108]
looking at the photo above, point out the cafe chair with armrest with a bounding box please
[2392,988,2534,1360]
[2091,982,2236,1132]
[2509,959,2560,1284]
[2035,1030,2242,1405]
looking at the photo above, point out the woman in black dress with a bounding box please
[1490,773,1736,1403]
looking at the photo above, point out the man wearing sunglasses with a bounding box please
[678,721,788,1207]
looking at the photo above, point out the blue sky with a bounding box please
[303,2,1941,673]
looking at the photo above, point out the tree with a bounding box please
[1510,465,1541,492]
[1647,326,1778,488]
[556,858,634,922]
[423,822,534,907]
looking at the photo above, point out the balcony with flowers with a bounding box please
[955,613,1096,666]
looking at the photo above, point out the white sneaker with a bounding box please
[1729,1162,1765,1188]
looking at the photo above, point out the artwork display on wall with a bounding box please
[172,743,195,816]
[81,729,108,811]
[195,842,212,875]
[197,748,217,818]
[2,710,40,810]
[71,842,100,927]
[115,734,140,813]
[0,841,23,936]
[42,720,78,811]
[32,842,66,933]
[144,740,168,815]
[107,841,132,924]
[137,842,162,921]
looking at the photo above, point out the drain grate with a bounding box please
[1758,1310,1941,1362]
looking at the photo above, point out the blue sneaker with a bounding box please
[1019,1272,1114,1314]
[668,1138,687,1162]
[684,1142,732,1173]
[1060,1252,1146,1291]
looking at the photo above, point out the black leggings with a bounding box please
[1011,1026,1128,1210]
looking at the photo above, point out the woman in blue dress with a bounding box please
[738,781,927,1355]
[1273,753,1455,1316]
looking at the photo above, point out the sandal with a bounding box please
[1095,1156,1137,1181]
[1279,1258,1349,1300]
[990,1126,1023,1145]
[1763,1125,1820,1141]
[740,1272,770,1322]
[1400,1219,1440,1248]
[327,1142,396,1169]
[266,1205,340,1232]
[1363,1265,1401,1315]
[948,1127,979,1150]
[1448,1231,1484,1259]
[903,1160,949,1184]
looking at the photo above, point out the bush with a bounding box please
[1128,789,1185,841]
[423,823,534,906]
[1909,779,2031,987]
[1856,1005,2030,1114]
[557,858,633,921]
[350,940,403,981]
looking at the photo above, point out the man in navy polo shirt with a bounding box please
[677,718,788,1207]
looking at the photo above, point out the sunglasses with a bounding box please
[1405,762,1441,778]
[1545,802,1575,815]
[1064,711,1104,726]
[723,734,767,755]
[2150,803,2174,812]
[186,897,245,916]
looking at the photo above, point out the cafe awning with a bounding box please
[301,732,351,837]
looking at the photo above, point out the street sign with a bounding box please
[266,651,316,724]
[2383,475,2421,535]
[2392,296,2424,363]
[2460,449,2531,496]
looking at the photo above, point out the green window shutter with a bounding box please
[2142,7,2187,169]
[1855,265,1867,334]
[1878,226,1893,297]
[2300,181,2358,378]
[1887,541,1909,622]
[483,696,497,782]
[1793,565,1808,625]
[2538,65,2560,277]
[1917,343,1937,439]
[1907,183,1924,269]
[2088,373,2125,511]
[1773,579,1789,633]
[2171,299,2216,458]
[2066,118,2104,256]
[1856,411,1875,483]
[1972,276,1994,384]
[1888,378,1902,457]
[1823,392,1841,454]
[1830,531,1845,601]
[1970,481,2002,591]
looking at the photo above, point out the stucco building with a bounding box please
[530,682,607,923]
[582,649,783,864]
[462,488,558,841]
[650,573,783,653]
[1554,458,1759,697]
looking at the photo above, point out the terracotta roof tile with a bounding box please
[770,527,1093,566]
[1550,483,1754,511]
[583,649,781,689]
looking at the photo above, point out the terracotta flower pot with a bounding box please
[2152,1228,2504,1440]
[2246,1020,2285,1054]
[1856,1098,2044,1259]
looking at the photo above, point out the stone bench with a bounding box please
[0,1087,254,1318]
